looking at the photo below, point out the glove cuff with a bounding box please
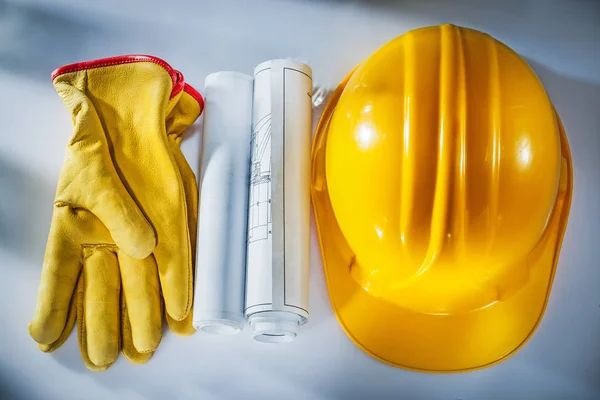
[183,82,204,112]
[51,54,189,100]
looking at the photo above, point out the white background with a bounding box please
[1,0,599,399]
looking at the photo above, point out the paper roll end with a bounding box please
[193,311,244,335]
[248,311,304,343]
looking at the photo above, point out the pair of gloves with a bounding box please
[28,55,203,371]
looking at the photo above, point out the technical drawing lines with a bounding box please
[248,111,273,243]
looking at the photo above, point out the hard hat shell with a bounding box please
[311,24,573,372]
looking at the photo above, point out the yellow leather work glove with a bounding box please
[28,56,202,371]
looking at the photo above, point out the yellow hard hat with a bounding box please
[311,24,573,372]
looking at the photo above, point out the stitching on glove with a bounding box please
[54,201,87,213]
[81,244,118,251]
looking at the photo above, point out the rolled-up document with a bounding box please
[244,60,312,342]
[193,72,253,335]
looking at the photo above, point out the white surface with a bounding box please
[0,0,599,399]
[194,71,253,334]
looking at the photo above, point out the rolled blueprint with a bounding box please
[244,60,312,342]
[193,72,253,335]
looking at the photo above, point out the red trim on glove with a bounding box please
[183,83,204,112]
[51,55,187,100]
[171,70,185,99]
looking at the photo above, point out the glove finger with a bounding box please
[166,307,196,336]
[160,142,197,324]
[119,252,162,354]
[120,290,155,364]
[29,206,83,345]
[152,182,192,322]
[164,146,196,337]
[87,181,156,261]
[157,86,203,322]
[75,274,113,372]
[38,272,78,353]
[79,247,120,369]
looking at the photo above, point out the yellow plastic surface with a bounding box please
[311,24,573,372]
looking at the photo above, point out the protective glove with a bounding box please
[28,56,203,371]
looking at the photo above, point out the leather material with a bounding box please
[28,56,202,371]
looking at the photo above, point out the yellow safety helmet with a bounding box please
[311,24,573,372]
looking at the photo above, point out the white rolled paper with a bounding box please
[244,60,312,343]
[193,72,253,335]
